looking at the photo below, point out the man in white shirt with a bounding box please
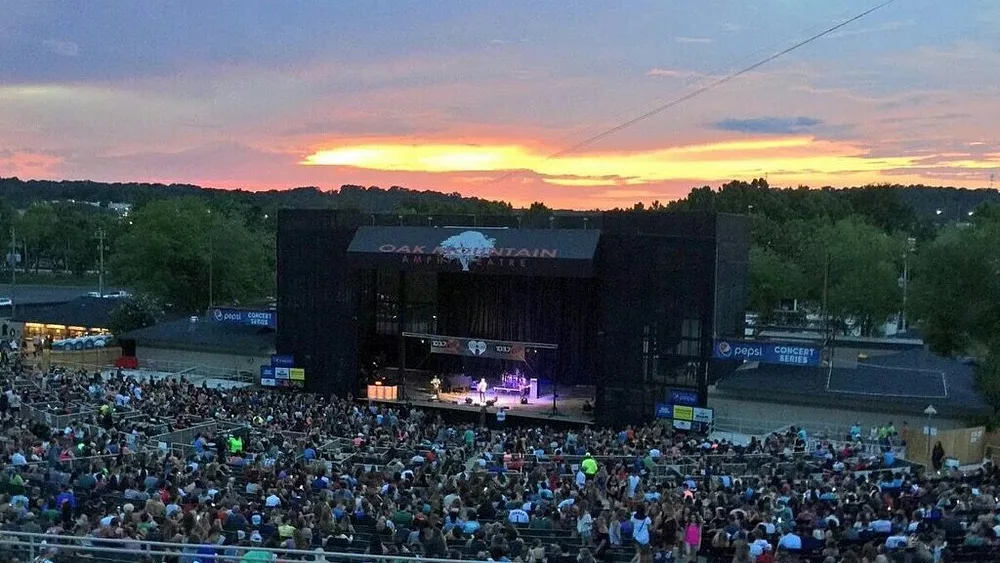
[265,492,282,508]
[777,531,802,550]
[870,517,893,533]
[508,507,529,524]
[10,450,27,466]
[885,534,909,549]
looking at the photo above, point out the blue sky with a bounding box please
[1,0,998,208]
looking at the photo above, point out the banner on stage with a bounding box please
[712,339,821,366]
[429,336,526,361]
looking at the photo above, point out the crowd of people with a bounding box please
[1,353,998,563]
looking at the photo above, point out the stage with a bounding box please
[363,378,596,425]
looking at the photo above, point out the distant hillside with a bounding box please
[1,176,998,218]
[0,178,513,215]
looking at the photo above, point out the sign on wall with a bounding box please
[211,308,276,328]
[428,336,527,361]
[260,354,304,388]
[655,402,714,431]
[712,339,821,366]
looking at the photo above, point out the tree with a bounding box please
[524,202,552,228]
[975,352,1000,417]
[796,217,902,336]
[747,246,806,323]
[108,294,164,336]
[16,203,58,272]
[109,198,275,313]
[910,213,1000,356]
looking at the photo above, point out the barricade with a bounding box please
[20,402,94,428]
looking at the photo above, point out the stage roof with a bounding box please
[347,226,600,277]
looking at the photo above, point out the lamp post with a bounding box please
[96,229,106,297]
[8,226,17,319]
[923,404,937,460]
[206,210,214,309]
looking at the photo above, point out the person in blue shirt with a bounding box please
[55,485,76,512]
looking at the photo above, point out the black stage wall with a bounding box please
[276,210,365,396]
[592,212,748,426]
[276,210,748,424]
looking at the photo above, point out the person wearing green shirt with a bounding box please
[242,533,275,562]
[581,454,598,477]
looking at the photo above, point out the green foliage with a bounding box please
[975,353,1000,416]
[910,210,1000,356]
[109,198,275,313]
[109,294,164,336]
[747,246,805,324]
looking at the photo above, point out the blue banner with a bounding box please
[271,355,294,368]
[211,307,276,328]
[669,389,699,406]
[713,339,820,366]
[655,403,673,419]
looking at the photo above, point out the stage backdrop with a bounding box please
[426,335,529,361]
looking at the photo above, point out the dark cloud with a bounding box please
[712,116,824,135]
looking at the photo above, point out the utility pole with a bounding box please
[822,251,830,343]
[96,228,106,297]
[207,210,214,309]
[901,237,916,333]
[8,226,16,320]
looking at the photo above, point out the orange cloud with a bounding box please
[302,136,978,187]
[298,136,1000,208]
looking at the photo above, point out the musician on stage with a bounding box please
[430,375,442,398]
[478,378,488,403]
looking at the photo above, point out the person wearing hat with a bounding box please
[242,531,274,562]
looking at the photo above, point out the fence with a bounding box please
[134,357,255,383]
[43,346,121,371]
[710,417,794,438]
[0,531,486,563]
[902,425,986,467]
[20,401,95,429]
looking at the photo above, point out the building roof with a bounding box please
[715,346,988,418]
[121,316,275,356]
[10,296,119,329]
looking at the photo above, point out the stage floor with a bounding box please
[365,380,596,425]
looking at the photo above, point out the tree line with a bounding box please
[2,177,998,365]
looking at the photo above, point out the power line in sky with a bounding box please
[491,0,899,184]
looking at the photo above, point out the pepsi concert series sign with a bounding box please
[713,339,820,366]
[428,336,526,362]
[211,307,276,328]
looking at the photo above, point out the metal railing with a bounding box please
[132,358,255,383]
[710,417,793,437]
[0,531,487,563]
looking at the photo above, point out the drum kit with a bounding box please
[501,370,528,390]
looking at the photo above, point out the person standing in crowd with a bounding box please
[932,441,945,472]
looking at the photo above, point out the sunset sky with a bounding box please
[1,1,998,209]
